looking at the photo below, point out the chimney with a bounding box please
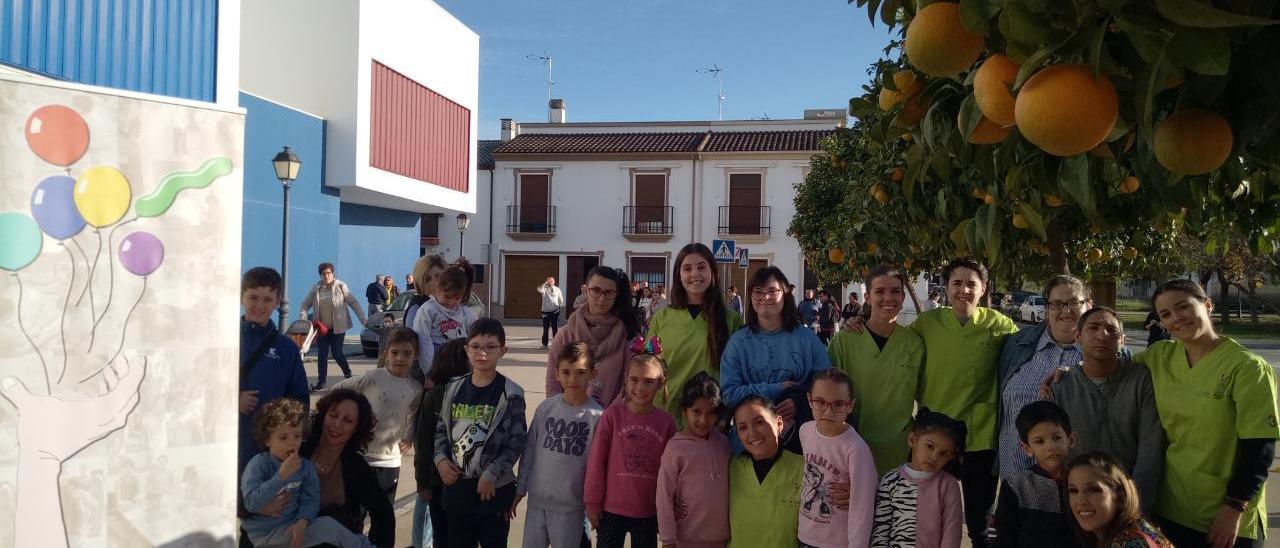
[500,118,519,141]
[549,99,566,123]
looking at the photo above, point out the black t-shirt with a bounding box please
[869,330,889,350]
[1145,311,1169,342]
[448,374,505,476]
[752,449,784,483]
[688,304,702,320]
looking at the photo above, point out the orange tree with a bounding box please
[791,0,1280,289]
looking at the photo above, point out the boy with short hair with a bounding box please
[434,318,528,547]
[992,401,1081,548]
[517,342,604,548]
[377,313,395,368]
[239,266,310,474]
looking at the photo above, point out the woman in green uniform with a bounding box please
[728,395,805,548]
[827,265,925,475]
[1136,279,1279,548]
[649,243,743,417]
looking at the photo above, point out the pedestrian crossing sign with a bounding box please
[737,248,749,268]
[712,239,736,263]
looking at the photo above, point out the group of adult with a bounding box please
[541,245,1279,548]
[366,273,413,316]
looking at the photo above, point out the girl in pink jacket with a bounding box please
[870,408,967,548]
[656,372,731,548]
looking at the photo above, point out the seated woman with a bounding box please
[728,396,806,548]
[301,389,395,547]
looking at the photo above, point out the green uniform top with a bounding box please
[1135,338,1280,539]
[912,306,1017,451]
[728,450,804,548]
[649,306,744,418]
[828,326,925,476]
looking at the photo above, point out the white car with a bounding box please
[1020,295,1046,323]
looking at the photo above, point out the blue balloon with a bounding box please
[30,174,85,239]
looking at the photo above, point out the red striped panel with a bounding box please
[369,60,471,192]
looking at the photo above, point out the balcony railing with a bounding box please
[718,205,771,235]
[622,206,674,236]
[506,205,556,235]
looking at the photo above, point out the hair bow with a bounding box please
[629,336,662,356]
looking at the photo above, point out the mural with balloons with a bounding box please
[0,76,244,546]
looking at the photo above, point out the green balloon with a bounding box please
[0,213,42,271]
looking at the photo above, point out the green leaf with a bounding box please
[1155,0,1280,28]
[1002,2,1057,46]
[957,93,984,142]
[905,142,926,202]
[1005,165,1025,194]
[1167,27,1231,75]
[951,219,973,255]
[881,0,898,27]
[1088,20,1107,78]
[1013,47,1052,90]
[930,151,952,182]
[960,0,990,35]
[1059,155,1101,221]
[849,97,879,118]
[1133,40,1171,135]
[867,0,883,26]
[1015,202,1049,240]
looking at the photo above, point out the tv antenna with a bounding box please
[527,52,554,122]
[696,64,726,120]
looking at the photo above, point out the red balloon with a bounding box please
[25,105,90,166]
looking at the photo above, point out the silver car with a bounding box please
[1020,295,1046,323]
[359,290,488,357]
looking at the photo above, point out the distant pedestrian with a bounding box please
[726,284,743,315]
[1143,309,1169,346]
[798,289,820,331]
[366,274,388,317]
[817,291,839,345]
[300,263,367,391]
[383,276,399,308]
[841,292,862,320]
[405,273,416,292]
[537,277,565,349]
[648,285,668,318]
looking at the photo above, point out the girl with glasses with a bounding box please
[545,266,641,406]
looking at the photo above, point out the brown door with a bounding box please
[729,173,761,234]
[633,173,666,230]
[565,255,600,313]
[519,173,549,231]
[504,255,559,319]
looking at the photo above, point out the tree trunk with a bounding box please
[1089,277,1117,310]
[1047,221,1070,275]
[1216,268,1231,325]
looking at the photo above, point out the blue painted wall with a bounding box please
[239,92,339,327]
[338,202,422,334]
[1,0,219,101]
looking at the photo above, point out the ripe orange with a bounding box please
[903,258,914,269]
[1044,194,1064,207]
[974,54,1019,127]
[972,187,987,199]
[828,247,846,264]
[1014,64,1119,157]
[866,242,879,254]
[878,71,923,111]
[1122,247,1138,260]
[1120,176,1140,194]
[1012,214,1028,229]
[905,2,985,78]
[983,194,996,205]
[872,184,891,204]
[1155,109,1233,175]
[1087,248,1104,262]
[966,114,1013,144]
[890,167,905,182]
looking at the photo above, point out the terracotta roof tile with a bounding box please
[492,132,704,154]
[701,130,835,152]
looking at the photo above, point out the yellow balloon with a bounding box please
[74,166,132,227]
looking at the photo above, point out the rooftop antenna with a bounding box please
[696,64,726,120]
[752,113,772,120]
[526,52,554,122]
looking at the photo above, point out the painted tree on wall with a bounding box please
[791,0,1280,291]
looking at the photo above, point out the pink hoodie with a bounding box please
[656,430,731,547]
[797,421,879,548]
[584,402,677,518]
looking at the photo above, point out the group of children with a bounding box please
[238,258,1169,548]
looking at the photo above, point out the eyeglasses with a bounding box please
[750,288,784,300]
[586,287,618,299]
[465,344,502,354]
[1047,299,1088,310]
[809,397,852,411]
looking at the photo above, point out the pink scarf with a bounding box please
[545,304,632,405]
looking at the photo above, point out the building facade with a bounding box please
[469,109,840,319]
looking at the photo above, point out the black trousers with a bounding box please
[1158,516,1260,548]
[429,486,450,548]
[541,309,561,346]
[444,480,516,548]
[316,331,352,384]
[371,466,399,511]
[960,449,998,547]
[595,512,657,548]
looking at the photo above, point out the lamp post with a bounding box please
[456,213,470,260]
[273,146,302,326]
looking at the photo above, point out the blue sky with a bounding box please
[435,0,895,139]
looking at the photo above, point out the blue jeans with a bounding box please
[316,331,351,385]
[412,497,434,547]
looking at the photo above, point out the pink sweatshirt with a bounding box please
[583,402,677,518]
[656,430,731,547]
[870,464,963,548]
[797,421,879,548]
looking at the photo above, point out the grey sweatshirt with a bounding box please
[1051,357,1165,511]
[517,394,604,512]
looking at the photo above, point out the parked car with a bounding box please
[1003,291,1036,317]
[359,290,488,357]
[1019,295,1046,323]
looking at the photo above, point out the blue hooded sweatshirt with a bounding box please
[719,325,832,406]
[239,318,311,472]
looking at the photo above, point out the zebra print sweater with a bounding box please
[870,464,964,547]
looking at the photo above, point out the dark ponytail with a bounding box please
[911,407,968,478]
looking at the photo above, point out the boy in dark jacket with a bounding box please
[239,267,311,474]
[993,401,1081,548]
[433,318,527,547]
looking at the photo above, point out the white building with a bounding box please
[466,104,843,319]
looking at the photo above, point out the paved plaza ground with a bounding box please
[309,320,1280,546]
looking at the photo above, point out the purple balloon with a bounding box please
[119,231,164,276]
[30,174,85,239]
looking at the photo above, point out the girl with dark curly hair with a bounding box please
[300,389,395,547]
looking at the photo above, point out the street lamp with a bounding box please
[456,213,470,260]
[273,146,302,326]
